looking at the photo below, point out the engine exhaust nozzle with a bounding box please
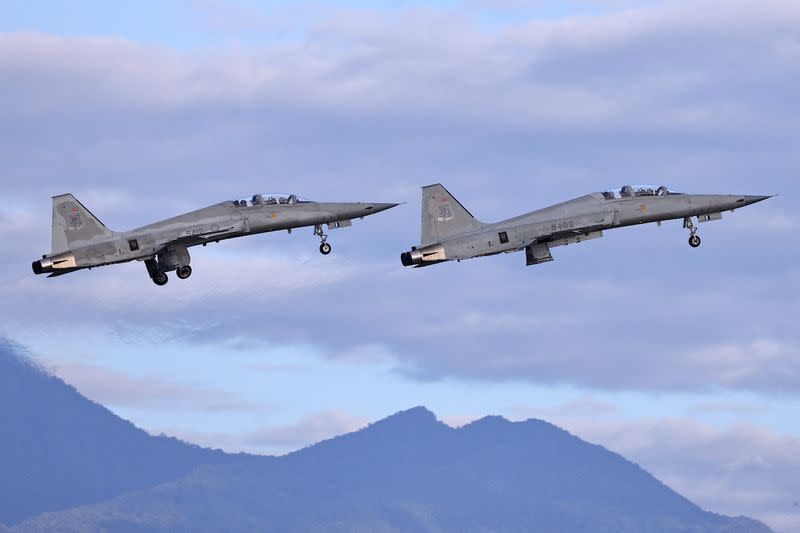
[400,244,446,267]
[31,253,76,275]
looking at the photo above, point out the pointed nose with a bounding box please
[364,203,400,214]
[739,195,772,207]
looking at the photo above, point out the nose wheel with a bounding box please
[684,217,702,248]
[314,225,332,255]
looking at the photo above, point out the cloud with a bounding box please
[688,401,771,416]
[7,249,800,396]
[151,410,371,456]
[45,359,260,411]
[2,5,797,531]
[681,339,800,393]
[513,395,619,418]
[245,410,369,450]
[1,0,798,398]
[3,1,799,132]
[566,417,800,533]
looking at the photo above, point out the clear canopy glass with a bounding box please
[601,185,681,200]
[233,194,312,207]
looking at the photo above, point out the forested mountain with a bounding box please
[0,341,254,525]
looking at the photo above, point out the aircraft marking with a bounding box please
[551,220,575,231]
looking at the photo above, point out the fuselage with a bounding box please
[402,188,771,266]
[34,198,396,276]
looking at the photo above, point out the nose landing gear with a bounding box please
[314,225,332,255]
[684,217,702,248]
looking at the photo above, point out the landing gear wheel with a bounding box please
[314,224,331,255]
[153,272,168,286]
[176,265,192,279]
[689,234,702,248]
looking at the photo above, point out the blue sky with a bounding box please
[0,0,654,49]
[1,0,799,531]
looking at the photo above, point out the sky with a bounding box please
[1,0,799,531]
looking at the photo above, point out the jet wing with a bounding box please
[522,212,613,267]
[535,212,614,245]
[154,221,247,250]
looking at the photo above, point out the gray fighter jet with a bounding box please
[401,184,771,268]
[33,193,397,285]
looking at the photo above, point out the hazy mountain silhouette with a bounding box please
[10,409,772,532]
[0,341,254,526]
[1,341,773,532]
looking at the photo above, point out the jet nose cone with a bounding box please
[364,202,400,214]
[740,195,772,206]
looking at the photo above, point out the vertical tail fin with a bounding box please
[51,194,114,254]
[420,183,484,245]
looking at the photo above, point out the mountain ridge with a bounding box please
[0,341,775,532]
[0,340,254,526]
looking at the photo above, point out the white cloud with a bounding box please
[2,3,798,529]
[513,395,619,418]
[564,417,800,533]
[1,0,798,397]
[44,359,258,411]
[2,1,798,130]
[246,410,369,451]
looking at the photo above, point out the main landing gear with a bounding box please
[315,225,332,255]
[145,258,192,286]
[684,217,702,248]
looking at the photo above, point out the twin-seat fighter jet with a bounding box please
[32,193,397,285]
[401,184,771,268]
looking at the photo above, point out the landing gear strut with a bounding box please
[315,225,332,255]
[684,217,702,248]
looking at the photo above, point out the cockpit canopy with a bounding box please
[601,185,682,200]
[233,193,312,207]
